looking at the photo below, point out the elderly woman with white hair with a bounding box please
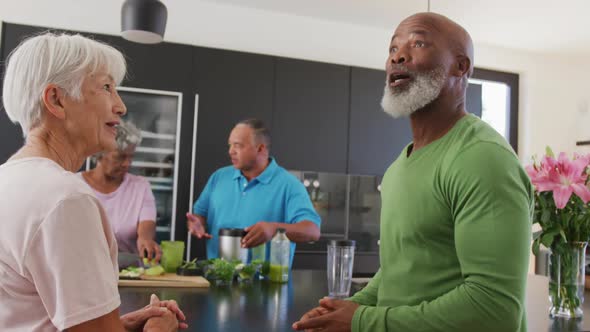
[0,33,187,331]
[80,120,162,262]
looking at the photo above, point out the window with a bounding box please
[471,68,519,153]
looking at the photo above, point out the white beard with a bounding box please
[380,67,446,118]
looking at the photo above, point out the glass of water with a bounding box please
[327,240,356,298]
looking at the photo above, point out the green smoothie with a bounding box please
[161,241,185,273]
[269,264,289,283]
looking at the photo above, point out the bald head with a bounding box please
[382,13,475,117]
[397,12,474,78]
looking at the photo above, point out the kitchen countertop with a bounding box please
[119,270,590,331]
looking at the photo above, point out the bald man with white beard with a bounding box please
[293,12,533,332]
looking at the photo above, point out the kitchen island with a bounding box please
[119,270,590,331]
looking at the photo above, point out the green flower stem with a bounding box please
[548,242,587,318]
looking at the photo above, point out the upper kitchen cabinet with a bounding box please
[272,58,350,173]
[191,47,275,196]
[348,67,412,176]
[99,35,194,94]
[0,23,47,163]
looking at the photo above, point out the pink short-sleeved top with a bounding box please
[81,173,157,254]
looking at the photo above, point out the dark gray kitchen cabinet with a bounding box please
[0,92,20,164]
[0,23,41,163]
[272,58,350,173]
[348,67,412,176]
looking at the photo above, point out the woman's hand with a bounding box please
[137,238,162,263]
[121,294,188,332]
[120,304,169,332]
[142,309,179,332]
[146,294,188,330]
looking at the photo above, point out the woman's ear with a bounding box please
[41,84,66,120]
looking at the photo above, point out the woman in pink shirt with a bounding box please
[81,120,162,262]
[0,32,186,331]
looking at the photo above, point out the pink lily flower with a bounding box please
[527,152,590,209]
[526,155,558,192]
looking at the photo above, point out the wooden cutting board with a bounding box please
[119,273,210,288]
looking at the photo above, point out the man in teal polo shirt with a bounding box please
[187,119,321,266]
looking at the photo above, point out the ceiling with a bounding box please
[206,0,590,56]
[1,0,589,58]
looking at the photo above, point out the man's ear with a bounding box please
[257,143,266,153]
[41,84,67,120]
[455,55,471,78]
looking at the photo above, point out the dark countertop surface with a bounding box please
[119,270,590,331]
[120,270,322,332]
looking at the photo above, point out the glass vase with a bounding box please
[549,241,587,318]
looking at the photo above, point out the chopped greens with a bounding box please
[119,266,144,278]
[144,265,165,276]
[235,262,259,280]
[180,258,198,269]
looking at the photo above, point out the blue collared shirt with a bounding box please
[193,158,321,267]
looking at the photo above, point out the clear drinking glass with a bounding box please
[251,243,266,262]
[327,240,356,298]
[250,243,268,280]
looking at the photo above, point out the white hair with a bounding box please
[93,120,141,160]
[2,32,127,136]
[381,66,446,118]
[115,120,142,151]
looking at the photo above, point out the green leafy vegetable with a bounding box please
[143,257,158,267]
[119,267,145,278]
[180,258,198,269]
[144,265,165,276]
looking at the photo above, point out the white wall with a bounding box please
[1,0,587,162]
[475,44,590,161]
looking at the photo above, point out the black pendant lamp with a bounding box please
[121,0,168,44]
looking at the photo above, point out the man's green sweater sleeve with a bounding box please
[348,269,381,306]
[351,143,533,332]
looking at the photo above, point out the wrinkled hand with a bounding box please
[187,213,211,239]
[242,222,278,248]
[142,308,178,332]
[292,298,359,332]
[147,294,188,329]
[120,302,169,331]
[137,238,162,262]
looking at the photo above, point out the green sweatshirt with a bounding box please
[349,114,533,332]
